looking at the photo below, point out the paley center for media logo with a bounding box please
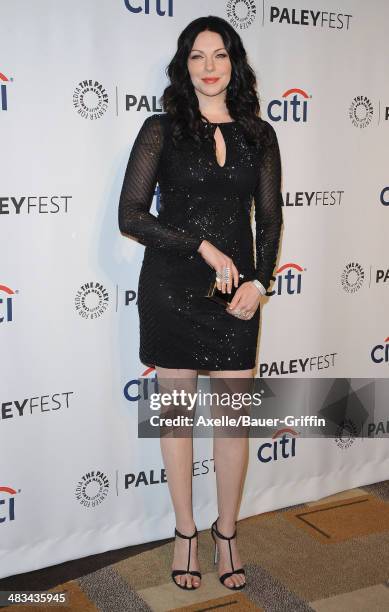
[75,282,109,319]
[349,95,373,128]
[348,92,389,127]
[341,262,365,293]
[341,261,389,293]
[75,470,110,508]
[268,88,311,123]
[73,79,109,120]
[226,0,256,30]
[334,419,358,449]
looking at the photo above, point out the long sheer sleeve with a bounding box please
[118,114,203,254]
[250,121,284,292]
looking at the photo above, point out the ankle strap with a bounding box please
[212,519,237,540]
[175,526,197,539]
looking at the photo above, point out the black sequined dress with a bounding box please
[118,113,283,370]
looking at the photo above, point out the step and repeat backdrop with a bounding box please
[1,0,388,578]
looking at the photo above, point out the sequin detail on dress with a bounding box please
[118,113,283,370]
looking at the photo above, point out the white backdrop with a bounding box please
[1,0,388,579]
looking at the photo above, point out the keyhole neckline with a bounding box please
[212,125,229,168]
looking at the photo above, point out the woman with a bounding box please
[118,15,283,591]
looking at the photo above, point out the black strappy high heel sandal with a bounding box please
[171,526,202,590]
[211,517,246,590]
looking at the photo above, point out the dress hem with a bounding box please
[140,357,256,372]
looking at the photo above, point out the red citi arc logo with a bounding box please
[0,486,17,523]
[268,88,311,122]
[0,72,12,111]
[268,262,305,296]
[141,367,155,377]
[0,284,16,323]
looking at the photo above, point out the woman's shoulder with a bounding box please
[143,112,170,131]
[136,113,169,143]
[254,116,280,150]
[258,117,279,139]
[142,112,169,128]
[256,116,274,133]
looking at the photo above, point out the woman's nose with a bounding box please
[204,59,215,72]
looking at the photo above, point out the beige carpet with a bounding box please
[2,480,389,611]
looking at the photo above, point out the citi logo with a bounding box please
[0,486,18,523]
[371,336,389,364]
[0,72,12,111]
[257,428,298,463]
[124,0,173,16]
[268,263,305,296]
[123,366,157,402]
[380,187,389,206]
[0,284,17,323]
[268,88,311,123]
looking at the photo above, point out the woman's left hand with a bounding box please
[226,282,262,320]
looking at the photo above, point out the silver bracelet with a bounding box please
[251,279,267,295]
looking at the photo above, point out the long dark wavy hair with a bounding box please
[160,15,269,150]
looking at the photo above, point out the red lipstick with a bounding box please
[201,78,220,84]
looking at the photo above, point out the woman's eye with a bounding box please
[189,54,228,60]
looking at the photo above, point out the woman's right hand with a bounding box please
[197,240,239,294]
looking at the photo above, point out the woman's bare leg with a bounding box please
[209,368,254,588]
[156,365,200,588]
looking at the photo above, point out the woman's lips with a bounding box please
[201,77,220,83]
